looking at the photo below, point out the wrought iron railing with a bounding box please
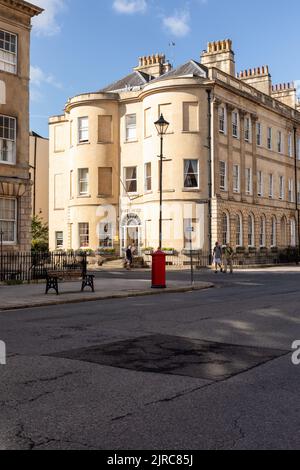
[0,252,87,283]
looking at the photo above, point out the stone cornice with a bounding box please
[0,0,43,17]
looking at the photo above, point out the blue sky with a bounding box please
[30,0,300,137]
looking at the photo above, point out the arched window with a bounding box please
[271,217,277,247]
[222,212,230,245]
[236,213,243,246]
[290,218,296,247]
[248,214,255,247]
[281,217,287,247]
[259,216,266,247]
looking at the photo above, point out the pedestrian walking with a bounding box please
[213,242,223,273]
[125,245,133,270]
[223,243,234,274]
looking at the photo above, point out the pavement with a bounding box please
[0,276,213,311]
[1,266,300,450]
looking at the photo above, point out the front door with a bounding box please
[122,225,141,255]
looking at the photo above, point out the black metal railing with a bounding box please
[0,252,87,283]
[143,248,299,269]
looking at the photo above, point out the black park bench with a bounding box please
[45,267,95,295]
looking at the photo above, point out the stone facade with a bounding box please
[0,0,42,252]
[48,39,300,258]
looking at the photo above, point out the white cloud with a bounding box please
[30,65,62,102]
[113,0,147,14]
[31,0,66,36]
[163,10,190,38]
[30,65,61,88]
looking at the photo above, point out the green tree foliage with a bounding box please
[31,215,49,252]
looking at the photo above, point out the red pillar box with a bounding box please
[151,250,166,289]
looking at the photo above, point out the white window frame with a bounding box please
[246,168,252,196]
[277,131,283,153]
[269,174,274,198]
[288,179,294,203]
[184,159,199,189]
[0,29,17,74]
[219,106,226,134]
[55,231,63,249]
[144,162,152,192]
[257,122,262,146]
[0,197,17,244]
[0,115,16,165]
[78,117,89,144]
[257,171,263,197]
[219,161,227,191]
[244,116,251,142]
[267,127,272,150]
[79,223,89,248]
[279,176,284,200]
[288,133,293,157]
[248,214,255,247]
[259,216,266,247]
[124,166,138,194]
[271,217,277,247]
[222,212,230,245]
[233,164,240,193]
[236,213,243,247]
[78,168,89,196]
[99,223,113,248]
[125,114,137,142]
[232,111,239,138]
[291,219,296,247]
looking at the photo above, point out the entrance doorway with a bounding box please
[121,213,142,255]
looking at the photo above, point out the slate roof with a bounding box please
[101,71,153,92]
[100,60,207,93]
[152,60,207,81]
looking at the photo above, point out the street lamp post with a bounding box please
[151,114,169,289]
[154,114,169,250]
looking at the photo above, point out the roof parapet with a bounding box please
[237,65,270,78]
[272,82,296,92]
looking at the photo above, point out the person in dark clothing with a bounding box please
[125,245,133,270]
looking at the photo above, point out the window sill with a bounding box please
[124,139,138,144]
[98,141,113,145]
[77,142,90,146]
[182,188,201,192]
[0,161,15,166]
[181,131,200,134]
[77,195,91,199]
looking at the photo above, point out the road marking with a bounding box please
[233,282,264,286]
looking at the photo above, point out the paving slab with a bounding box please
[0,278,213,311]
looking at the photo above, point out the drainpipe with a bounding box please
[206,89,213,264]
[33,135,37,217]
[293,127,300,261]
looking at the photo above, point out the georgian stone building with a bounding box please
[49,39,300,257]
[0,0,42,251]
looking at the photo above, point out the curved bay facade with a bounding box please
[49,41,300,257]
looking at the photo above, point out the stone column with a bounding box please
[251,113,258,204]
[212,98,222,198]
[226,104,234,198]
[239,110,246,202]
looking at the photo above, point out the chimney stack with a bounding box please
[237,65,272,95]
[134,54,172,78]
[201,39,235,76]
